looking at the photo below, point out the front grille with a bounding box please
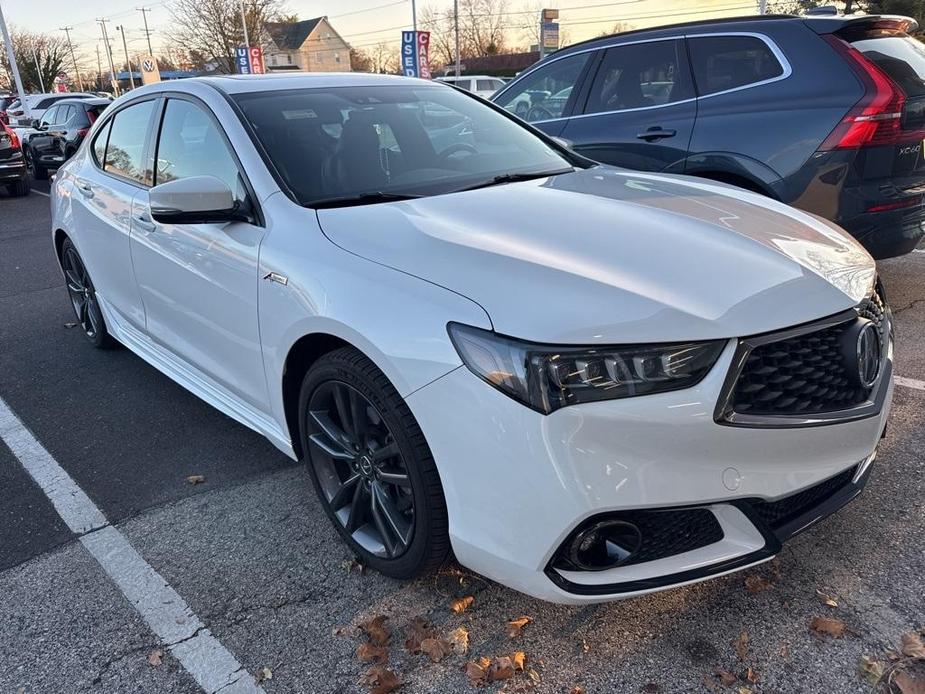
[728,288,886,418]
[622,508,724,566]
[749,466,856,531]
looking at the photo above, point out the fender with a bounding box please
[684,151,784,198]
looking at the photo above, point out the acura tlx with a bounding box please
[50,74,892,602]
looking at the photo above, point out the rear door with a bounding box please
[560,39,696,172]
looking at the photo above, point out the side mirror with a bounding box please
[149,175,249,224]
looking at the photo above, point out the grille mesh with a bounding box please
[749,466,856,530]
[622,508,724,566]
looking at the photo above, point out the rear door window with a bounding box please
[688,35,784,96]
[494,52,590,122]
[102,100,157,184]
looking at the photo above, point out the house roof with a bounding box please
[265,17,324,50]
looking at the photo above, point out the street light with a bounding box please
[0,0,30,118]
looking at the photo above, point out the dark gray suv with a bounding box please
[492,14,925,258]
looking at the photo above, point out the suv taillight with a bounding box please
[819,34,918,150]
[2,123,20,150]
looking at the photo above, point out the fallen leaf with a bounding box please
[360,665,402,694]
[744,575,773,594]
[147,649,163,666]
[735,688,753,694]
[447,626,469,655]
[896,671,925,694]
[465,659,489,685]
[332,624,355,637]
[714,668,737,686]
[779,644,791,661]
[902,633,925,659]
[569,687,585,694]
[256,666,273,683]
[488,656,516,681]
[343,558,366,575]
[450,595,474,614]
[744,667,758,683]
[858,655,885,685]
[526,667,542,685]
[815,589,839,608]
[404,616,434,653]
[360,615,391,646]
[420,637,452,663]
[357,642,389,664]
[809,616,846,638]
[735,631,749,661]
[512,651,526,671]
[702,674,722,693]
[506,616,532,638]
[185,474,205,485]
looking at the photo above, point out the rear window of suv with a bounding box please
[688,35,784,96]
[849,34,925,99]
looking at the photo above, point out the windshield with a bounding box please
[232,84,574,206]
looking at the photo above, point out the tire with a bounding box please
[25,148,48,180]
[6,178,29,197]
[60,237,117,349]
[298,347,449,578]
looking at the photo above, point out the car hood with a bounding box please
[316,167,876,344]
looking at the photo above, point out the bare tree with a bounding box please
[165,0,287,73]
[420,5,459,69]
[369,42,399,74]
[461,0,510,57]
[0,30,71,92]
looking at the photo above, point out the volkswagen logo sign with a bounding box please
[841,319,882,389]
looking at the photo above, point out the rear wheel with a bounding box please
[25,147,48,180]
[6,178,29,197]
[299,347,449,578]
[60,238,116,349]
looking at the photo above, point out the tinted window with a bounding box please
[850,34,925,99]
[87,104,108,123]
[59,105,77,125]
[585,40,691,114]
[689,35,784,96]
[477,79,500,92]
[494,52,589,122]
[92,119,112,166]
[104,100,156,183]
[36,96,64,110]
[40,106,58,127]
[233,85,572,205]
[155,99,239,193]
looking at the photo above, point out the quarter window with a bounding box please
[585,40,691,114]
[92,119,112,166]
[103,100,156,184]
[688,35,784,96]
[154,99,240,194]
[494,52,589,122]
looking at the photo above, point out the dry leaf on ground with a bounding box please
[859,655,885,685]
[488,656,516,681]
[342,558,366,574]
[147,649,163,666]
[895,671,925,694]
[447,626,469,655]
[735,632,749,661]
[360,665,402,694]
[404,616,434,653]
[569,687,585,694]
[420,637,452,663]
[357,642,389,664]
[744,667,758,683]
[810,616,847,638]
[902,633,925,659]
[511,651,526,671]
[450,595,474,614]
[735,688,753,694]
[360,615,391,646]
[506,616,532,638]
[815,589,839,608]
[713,668,737,686]
[744,575,773,594]
[465,658,491,685]
[256,667,273,683]
[185,474,205,485]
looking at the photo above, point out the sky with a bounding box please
[1,0,763,65]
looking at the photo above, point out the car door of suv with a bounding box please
[28,105,59,166]
[129,96,270,412]
[560,38,696,173]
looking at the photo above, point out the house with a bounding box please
[262,17,351,73]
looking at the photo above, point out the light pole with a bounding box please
[97,18,120,96]
[137,6,154,56]
[240,0,250,48]
[412,0,417,33]
[0,1,30,118]
[454,0,460,78]
[116,26,136,89]
[60,26,85,92]
[31,46,45,92]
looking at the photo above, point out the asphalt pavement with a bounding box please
[1,181,923,694]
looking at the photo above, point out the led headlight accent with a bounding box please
[448,323,725,414]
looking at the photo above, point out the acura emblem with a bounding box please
[854,321,882,389]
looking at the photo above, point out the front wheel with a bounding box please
[25,147,48,180]
[299,347,449,578]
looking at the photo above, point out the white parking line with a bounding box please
[0,396,263,694]
[30,189,49,198]
[896,376,925,391]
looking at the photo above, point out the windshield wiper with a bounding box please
[455,168,574,193]
[309,192,422,209]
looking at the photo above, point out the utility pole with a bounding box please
[96,44,102,91]
[0,1,30,118]
[137,6,154,56]
[97,19,120,96]
[60,26,85,92]
[31,46,45,92]
[116,26,136,89]
[453,0,460,78]
[759,0,767,13]
[240,0,250,48]
[412,0,417,33]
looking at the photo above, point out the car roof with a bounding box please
[437,75,502,80]
[193,72,441,95]
[54,97,110,107]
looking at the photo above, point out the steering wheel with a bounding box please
[437,142,478,162]
[526,106,554,122]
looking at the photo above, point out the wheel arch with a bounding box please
[683,153,783,199]
[53,228,69,265]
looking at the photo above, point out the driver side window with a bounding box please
[39,106,58,128]
[493,53,590,123]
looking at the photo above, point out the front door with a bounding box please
[561,39,696,173]
[129,96,269,411]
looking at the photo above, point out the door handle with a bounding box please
[636,128,677,142]
[76,180,94,198]
[134,213,157,233]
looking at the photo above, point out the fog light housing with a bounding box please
[567,520,642,571]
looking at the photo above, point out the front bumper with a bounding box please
[405,339,893,603]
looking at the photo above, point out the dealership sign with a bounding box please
[401,31,432,79]
[140,56,161,85]
[235,46,266,74]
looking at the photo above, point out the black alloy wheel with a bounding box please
[60,238,115,348]
[299,348,449,578]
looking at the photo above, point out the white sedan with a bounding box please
[50,73,893,603]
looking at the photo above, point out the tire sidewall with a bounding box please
[61,237,110,349]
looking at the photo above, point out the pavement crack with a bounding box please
[166,624,208,648]
[892,297,925,314]
[211,666,250,694]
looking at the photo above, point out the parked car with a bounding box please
[436,75,506,98]
[0,93,18,125]
[23,98,110,180]
[51,74,893,603]
[6,92,98,127]
[0,121,29,196]
[493,14,925,258]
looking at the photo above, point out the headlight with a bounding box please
[448,323,726,414]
